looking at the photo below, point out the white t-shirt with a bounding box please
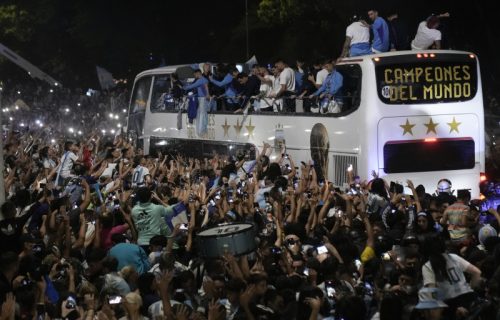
[101,163,117,178]
[346,21,370,45]
[279,67,295,92]
[316,68,329,86]
[43,158,56,170]
[260,75,275,109]
[411,21,441,50]
[422,253,473,300]
[131,165,150,187]
[59,151,78,178]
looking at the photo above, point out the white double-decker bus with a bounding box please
[126,51,484,196]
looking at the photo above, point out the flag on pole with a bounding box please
[96,66,116,90]
[245,55,258,67]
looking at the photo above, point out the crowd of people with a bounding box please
[1,122,500,320]
[3,8,500,320]
[1,80,129,138]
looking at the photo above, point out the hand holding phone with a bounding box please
[108,295,122,305]
[317,245,328,255]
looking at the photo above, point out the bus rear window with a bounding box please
[375,53,477,104]
[383,138,475,173]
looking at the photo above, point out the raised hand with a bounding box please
[1,293,15,320]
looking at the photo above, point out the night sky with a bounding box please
[0,0,499,95]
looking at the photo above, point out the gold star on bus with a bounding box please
[424,118,439,134]
[447,117,461,133]
[245,118,255,138]
[221,118,230,137]
[400,118,415,136]
[234,118,243,137]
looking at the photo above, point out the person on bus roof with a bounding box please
[340,14,371,58]
[411,13,449,50]
[364,9,390,53]
[210,64,240,111]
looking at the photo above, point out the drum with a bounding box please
[196,223,257,258]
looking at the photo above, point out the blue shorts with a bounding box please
[350,42,371,56]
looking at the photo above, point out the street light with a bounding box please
[245,0,249,59]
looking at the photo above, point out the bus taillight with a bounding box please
[373,57,380,62]
[424,138,437,142]
[469,54,475,59]
[430,53,435,58]
[480,172,487,182]
[417,54,422,58]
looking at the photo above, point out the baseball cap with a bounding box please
[415,287,448,309]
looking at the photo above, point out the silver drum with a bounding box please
[196,223,257,258]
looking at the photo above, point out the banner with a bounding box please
[245,55,258,67]
[96,66,116,90]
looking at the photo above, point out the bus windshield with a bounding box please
[375,53,478,104]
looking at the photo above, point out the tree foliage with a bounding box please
[257,0,303,25]
[0,4,34,42]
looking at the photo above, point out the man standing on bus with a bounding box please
[183,69,209,136]
[365,9,390,53]
[340,14,371,57]
[308,59,343,113]
[210,65,240,111]
[270,59,295,112]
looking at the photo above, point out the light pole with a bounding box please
[0,85,5,205]
[245,0,249,59]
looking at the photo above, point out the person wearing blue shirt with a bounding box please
[108,233,150,275]
[367,9,390,53]
[210,65,240,111]
[295,59,305,93]
[183,69,209,136]
[309,60,343,113]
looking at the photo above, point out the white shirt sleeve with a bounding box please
[449,253,470,272]
[346,25,354,38]
[434,30,442,41]
[69,152,78,162]
[422,262,436,286]
[279,69,291,86]
[316,70,327,85]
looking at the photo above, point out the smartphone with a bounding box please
[66,296,77,309]
[303,268,309,276]
[108,295,122,305]
[336,209,344,218]
[325,281,336,298]
[317,245,328,255]
[354,259,362,270]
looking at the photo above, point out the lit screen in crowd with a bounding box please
[375,54,478,104]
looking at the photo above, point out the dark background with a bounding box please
[1,0,499,97]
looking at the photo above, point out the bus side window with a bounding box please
[150,75,173,112]
[335,64,362,114]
